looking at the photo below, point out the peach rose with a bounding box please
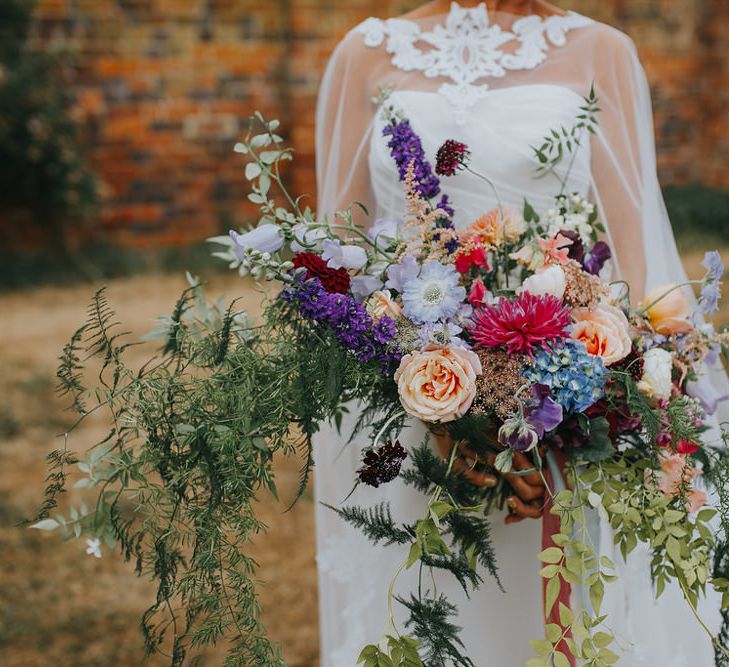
[394,346,481,423]
[571,303,632,365]
[462,208,526,248]
[640,284,693,335]
[365,289,401,322]
[646,453,706,513]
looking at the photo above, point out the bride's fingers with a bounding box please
[511,452,545,487]
[453,457,498,488]
[505,496,543,521]
[503,473,544,501]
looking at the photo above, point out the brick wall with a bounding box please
[29,0,729,249]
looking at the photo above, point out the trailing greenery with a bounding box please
[29,273,409,665]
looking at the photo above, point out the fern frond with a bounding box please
[324,502,414,546]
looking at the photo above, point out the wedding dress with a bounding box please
[313,3,723,665]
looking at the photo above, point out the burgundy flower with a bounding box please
[358,441,407,488]
[292,252,351,294]
[435,139,470,177]
[469,293,571,356]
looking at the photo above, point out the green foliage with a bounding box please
[357,635,423,667]
[32,275,397,665]
[0,0,97,228]
[325,502,414,546]
[396,594,475,667]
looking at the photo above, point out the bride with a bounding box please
[313,1,722,665]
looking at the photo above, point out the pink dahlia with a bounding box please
[469,292,571,355]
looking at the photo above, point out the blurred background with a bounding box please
[1,1,727,665]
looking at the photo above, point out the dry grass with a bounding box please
[0,273,318,667]
[0,248,726,666]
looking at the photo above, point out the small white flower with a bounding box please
[637,348,674,401]
[519,265,566,299]
[85,537,102,559]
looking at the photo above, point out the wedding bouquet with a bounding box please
[32,91,729,667]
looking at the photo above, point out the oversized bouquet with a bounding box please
[32,91,729,667]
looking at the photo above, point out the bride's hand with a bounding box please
[431,429,546,524]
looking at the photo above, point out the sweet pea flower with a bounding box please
[321,239,367,270]
[498,416,539,452]
[385,254,419,293]
[350,275,383,303]
[290,223,328,253]
[230,225,284,258]
[537,233,573,266]
[367,218,401,249]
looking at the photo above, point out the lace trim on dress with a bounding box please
[356,1,593,124]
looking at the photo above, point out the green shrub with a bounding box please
[0,0,98,248]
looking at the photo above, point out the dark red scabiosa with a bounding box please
[469,292,571,356]
[292,252,351,294]
[358,441,407,488]
[435,139,471,176]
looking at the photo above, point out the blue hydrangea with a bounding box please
[523,339,607,414]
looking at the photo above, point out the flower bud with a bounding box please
[498,417,539,452]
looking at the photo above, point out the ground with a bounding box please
[0,272,318,667]
[0,249,726,666]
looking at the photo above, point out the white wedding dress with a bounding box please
[313,3,722,665]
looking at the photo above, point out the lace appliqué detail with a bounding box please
[356,2,593,125]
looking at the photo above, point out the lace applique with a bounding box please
[356,2,593,124]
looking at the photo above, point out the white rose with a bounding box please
[519,265,566,299]
[637,348,674,401]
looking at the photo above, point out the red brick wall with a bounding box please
[29,0,729,249]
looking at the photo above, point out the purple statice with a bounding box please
[292,278,330,320]
[373,316,397,345]
[284,277,398,367]
[383,119,441,200]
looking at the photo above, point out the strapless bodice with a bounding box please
[369,84,591,228]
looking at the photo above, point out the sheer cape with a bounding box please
[313,3,726,665]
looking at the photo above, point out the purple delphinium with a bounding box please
[383,119,441,200]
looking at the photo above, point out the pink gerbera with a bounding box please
[469,292,571,355]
